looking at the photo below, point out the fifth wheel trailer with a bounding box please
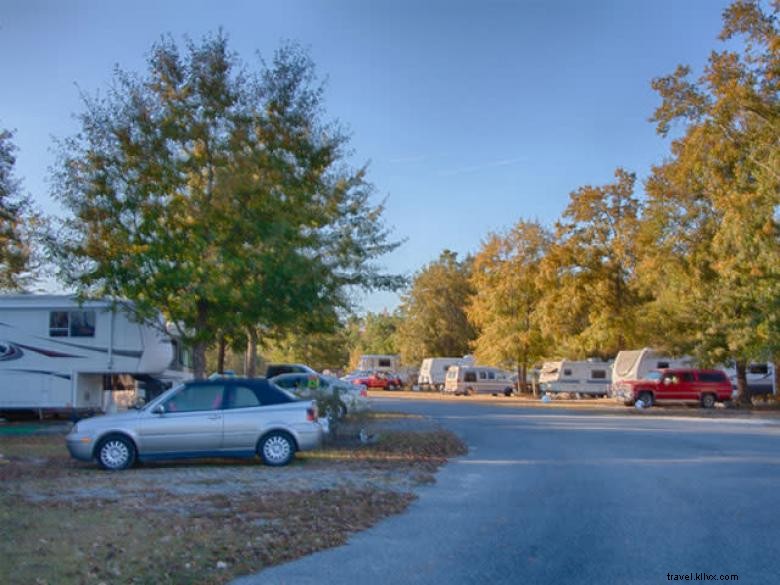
[0,295,192,418]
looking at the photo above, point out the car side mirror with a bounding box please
[152,404,165,415]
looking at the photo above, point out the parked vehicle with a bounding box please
[66,378,322,470]
[612,368,733,408]
[418,356,474,391]
[444,365,514,396]
[357,354,400,372]
[269,373,369,417]
[539,359,611,397]
[722,363,776,396]
[0,295,191,419]
[348,370,403,390]
[264,363,318,378]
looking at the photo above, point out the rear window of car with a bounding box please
[697,371,727,383]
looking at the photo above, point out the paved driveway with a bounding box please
[233,399,780,585]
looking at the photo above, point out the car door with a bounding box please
[138,382,225,456]
[220,382,269,453]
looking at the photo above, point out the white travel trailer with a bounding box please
[357,354,400,372]
[611,348,695,388]
[418,356,474,390]
[538,359,612,396]
[0,295,192,418]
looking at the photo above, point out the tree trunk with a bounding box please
[192,340,208,380]
[217,335,226,374]
[773,357,779,399]
[192,300,209,379]
[244,328,258,377]
[735,360,750,406]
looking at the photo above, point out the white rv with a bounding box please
[611,348,694,389]
[0,295,192,417]
[357,354,400,372]
[418,356,474,391]
[538,359,612,396]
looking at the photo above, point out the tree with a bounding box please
[539,168,645,358]
[642,0,779,401]
[0,127,34,290]
[52,34,401,378]
[395,250,476,365]
[345,311,402,368]
[468,222,551,392]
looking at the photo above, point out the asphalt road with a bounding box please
[233,398,780,585]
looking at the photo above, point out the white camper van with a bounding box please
[444,365,514,396]
[0,295,191,418]
[418,356,474,391]
[538,359,612,396]
[611,348,694,390]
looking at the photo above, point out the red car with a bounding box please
[613,368,733,408]
[351,371,403,391]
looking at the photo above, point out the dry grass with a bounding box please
[0,413,466,585]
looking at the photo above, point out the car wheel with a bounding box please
[96,434,136,471]
[638,391,653,407]
[701,394,716,409]
[259,431,296,466]
[504,387,513,397]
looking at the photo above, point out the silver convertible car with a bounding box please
[66,378,323,470]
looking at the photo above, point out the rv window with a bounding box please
[49,311,69,337]
[591,370,607,379]
[563,369,573,376]
[70,311,96,337]
[488,371,495,380]
[378,358,392,368]
[657,361,670,369]
[748,364,769,376]
[464,371,477,383]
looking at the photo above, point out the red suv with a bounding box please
[613,368,733,408]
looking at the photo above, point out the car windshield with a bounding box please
[644,371,662,381]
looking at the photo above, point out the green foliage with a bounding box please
[468,221,551,383]
[539,169,645,358]
[641,0,779,398]
[395,250,476,364]
[50,34,401,377]
[345,311,401,367]
[0,128,34,291]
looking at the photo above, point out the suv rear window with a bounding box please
[698,371,727,383]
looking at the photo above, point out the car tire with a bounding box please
[701,394,716,409]
[504,387,513,397]
[638,391,653,407]
[96,434,136,471]
[258,431,296,467]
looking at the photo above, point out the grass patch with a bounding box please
[0,417,466,585]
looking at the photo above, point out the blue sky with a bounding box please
[1,0,734,312]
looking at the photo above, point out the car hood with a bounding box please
[75,410,144,430]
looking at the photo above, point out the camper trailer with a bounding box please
[418,356,474,391]
[611,348,694,389]
[538,359,612,396]
[0,295,191,418]
[357,354,400,372]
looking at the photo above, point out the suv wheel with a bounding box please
[701,394,716,409]
[637,391,653,407]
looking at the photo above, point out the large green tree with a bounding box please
[0,127,34,290]
[468,221,551,391]
[52,34,401,377]
[395,250,476,364]
[539,168,645,358]
[642,0,779,400]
